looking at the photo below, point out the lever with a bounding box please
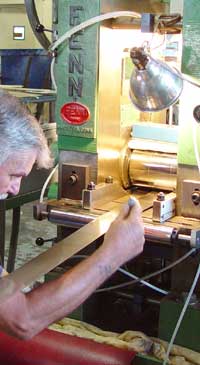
[35,23,53,33]
[35,237,56,246]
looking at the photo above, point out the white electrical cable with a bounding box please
[163,263,200,365]
[50,11,140,52]
[66,255,167,295]
[118,267,168,295]
[50,56,57,92]
[39,164,58,203]
[49,11,140,90]
[96,248,196,293]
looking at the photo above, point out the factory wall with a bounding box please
[0,0,52,49]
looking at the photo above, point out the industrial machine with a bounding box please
[2,0,200,364]
[33,0,200,343]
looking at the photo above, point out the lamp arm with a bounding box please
[148,55,200,89]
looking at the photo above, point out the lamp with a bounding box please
[129,47,183,112]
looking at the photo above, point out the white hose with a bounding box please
[49,11,140,90]
[39,164,58,203]
[96,248,196,293]
[50,56,57,92]
[163,263,200,365]
[66,255,168,295]
[118,267,168,295]
[50,11,140,52]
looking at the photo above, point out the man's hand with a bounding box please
[102,199,145,267]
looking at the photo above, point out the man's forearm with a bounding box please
[0,200,144,340]
[26,244,119,336]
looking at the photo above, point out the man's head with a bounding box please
[0,92,53,197]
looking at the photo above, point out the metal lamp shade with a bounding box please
[129,57,183,112]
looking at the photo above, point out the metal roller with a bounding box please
[46,208,192,246]
[144,223,175,244]
[48,208,174,242]
[128,150,177,191]
[48,208,102,228]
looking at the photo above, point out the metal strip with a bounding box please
[8,208,119,290]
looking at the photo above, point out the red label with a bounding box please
[60,102,90,125]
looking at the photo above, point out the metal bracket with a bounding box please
[152,192,176,223]
[190,229,200,249]
[60,163,90,200]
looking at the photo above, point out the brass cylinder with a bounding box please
[129,150,177,191]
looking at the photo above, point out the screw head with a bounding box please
[105,176,113,184]
[157,192,165,201]
[87,181,95,190]
[191,191,200,205]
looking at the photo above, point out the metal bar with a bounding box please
[144,223,174,243]
[48,209,102,228]
[8,208,119,290]
[46,207,191,244]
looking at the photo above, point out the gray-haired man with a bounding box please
[0,92,144,339]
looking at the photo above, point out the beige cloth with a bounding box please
[49,318,200,365]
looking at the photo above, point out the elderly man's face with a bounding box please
[0,150,37,198]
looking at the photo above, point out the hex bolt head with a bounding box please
[68,174,78,185]
[87,181,96,190]
[157,192,165,201]
[191,190,200,205]
[105,176,113,184]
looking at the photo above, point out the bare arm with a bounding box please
[0,200,144,339]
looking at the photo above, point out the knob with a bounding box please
[35,237,55,246]
[191,190,200,205]
[87,181,96,190]
[157,192,165,201]
[68,173,78,185]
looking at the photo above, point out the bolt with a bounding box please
[105,176,113,184]
[191,190,200,205]
[157,192,165,201]
[68,173,78,185]
[87,181,95,190]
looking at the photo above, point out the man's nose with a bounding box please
[9,178,22,196]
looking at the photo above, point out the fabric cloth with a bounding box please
[50,318,200,365]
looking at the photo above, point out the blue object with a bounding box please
[132,123,178,143]
[0,49,52,88]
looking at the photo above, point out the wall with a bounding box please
[0,0,52,49]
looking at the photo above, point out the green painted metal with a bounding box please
[178,0,200,165]
[178,123,200,166]
[58,135,97,153]
[55,0,100,151]
[182,0,200,79]
[48,182,58,200]
[159,297,200,352]
[135,354,162,365]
